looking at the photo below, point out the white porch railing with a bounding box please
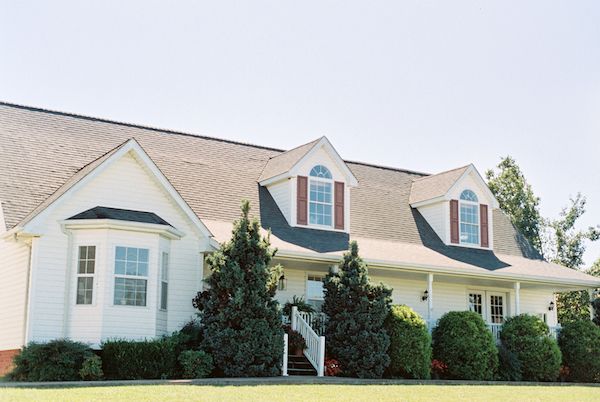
[297,311,327,336]
[291,306,325,377]
[487,323,502,343]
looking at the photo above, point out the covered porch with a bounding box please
[274,257,592,342]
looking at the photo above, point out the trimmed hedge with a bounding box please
[384,305,431,379]
[9,339,96,382]
[178,350,214,379]
[432,311,498,380]
[101,338,178,380]
[558,320,600,382]
[500,314,561,382]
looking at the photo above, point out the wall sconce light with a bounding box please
[278,274,287,291]
[548,301,555,311]
[421,290,429,301]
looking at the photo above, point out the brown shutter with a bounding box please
[334,181,345,230]
[450,200,459,244]
[480,204,489,248]
[297,176,308,225]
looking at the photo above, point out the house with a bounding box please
[1,101,599,376]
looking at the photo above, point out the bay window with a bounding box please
[76,245,96,305]
[114,246,149,306]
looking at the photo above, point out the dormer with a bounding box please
[258,137,358,232]
[409,164,499,250]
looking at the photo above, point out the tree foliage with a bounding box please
[542,195,600,323]
[486,156,543,253]
[193,200,283,377]
[323,241,392,378]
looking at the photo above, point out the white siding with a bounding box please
[520,288,558,327]
[417,202,447,243]
[0,237,30,350]
[267,179,292,224]
[27,152,205,345]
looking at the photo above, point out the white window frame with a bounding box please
[160,251,169,311]
[306,274,325,301]
[113,246,150,307]
[75,245,96,305]
[459,189,480,246]
[467,291,485,318]
[488,292,506,324]
[308,165,334,228]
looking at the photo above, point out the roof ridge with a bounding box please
[412,164,471,182]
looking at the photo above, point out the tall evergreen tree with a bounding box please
[486,156,543,253]
[323,241,392,378]
[193,200,283,377]
[542,194,600,323]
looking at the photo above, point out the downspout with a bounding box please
[22,236,39,347]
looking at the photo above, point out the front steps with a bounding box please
[287,354,317,376]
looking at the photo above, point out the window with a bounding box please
[459,189,479,245]
[309,165,333,226]
[489,294,505,324]
[306,275,325,310]
[160,252,169,310]
[468,292,483,316]
[76,246,95,305]
[114,246,149,306]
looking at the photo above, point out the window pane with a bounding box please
[161,282,168,310]
[114,278,147,306]
[138,262,148,277]
[307,276,325,300]
[87,246,95,259]
[115,246,126,260]
[76,277,93,305]
[138,248,149,263]
[126,247,138,261]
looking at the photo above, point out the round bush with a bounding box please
[178,350,214,379]
[500,314,561,382]
[432,311,498,380]
[384,305,431,379]
[558,320,600,382]
[9,339,94,382]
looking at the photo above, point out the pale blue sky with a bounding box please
[2,1,599,266]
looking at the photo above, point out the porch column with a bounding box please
[514,282,521,316]
[427,273,434,324]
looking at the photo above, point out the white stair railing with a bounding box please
[282,333,289,376]
[297,311,327,336]
[291,306,325,377]
[487,323,502,343]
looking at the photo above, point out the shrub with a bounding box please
[500,314,561,382]
[283,296,316,317]
[101,337,178,380]
[432,311,498,380]
[323,241,392,379]
[497,344,523,381]
[173,319,204,351]
[9,339,94,382]
[178,350,214,379]
[79,354,103,381]
[193,201,284,377]
[558,320,600,382]
[384,305,431,379]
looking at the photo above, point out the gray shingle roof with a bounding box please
[258,137,321,182]
[1,102,598,287]
[409,165,470,205]
[67,206,172,226]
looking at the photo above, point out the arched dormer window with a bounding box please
[309,165,333,226]
[310,165,332,179]
[459,189,479,245]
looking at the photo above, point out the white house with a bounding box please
[1,102,599,376]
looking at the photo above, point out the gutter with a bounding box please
[275,249,600,289]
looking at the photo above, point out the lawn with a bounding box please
[1,384,599,402]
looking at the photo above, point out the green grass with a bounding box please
[0,384,599,401]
